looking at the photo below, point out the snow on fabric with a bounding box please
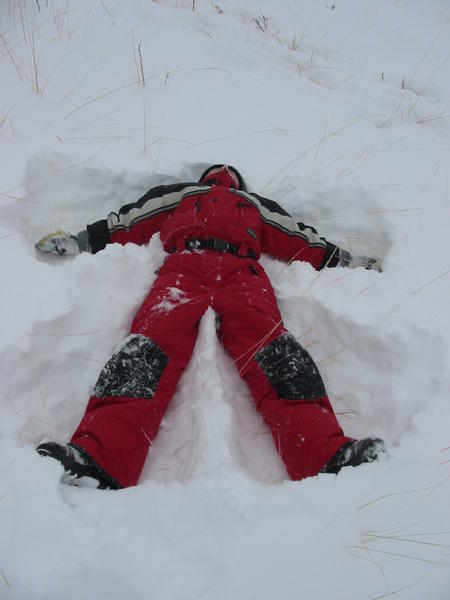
[92,334,168,399]
[153,287,190,313]
[255,332,326,400]
[0,1,449,599]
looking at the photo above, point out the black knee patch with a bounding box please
[93,334,168,399]
[255,333,326,400]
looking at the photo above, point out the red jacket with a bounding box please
[86,182,340,270]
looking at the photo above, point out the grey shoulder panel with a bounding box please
[234,190,327,248]
[107,184,208,233]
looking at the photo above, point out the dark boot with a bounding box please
[321,437,386,474]
[37,442,121,489]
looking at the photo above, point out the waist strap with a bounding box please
[176,238,257,260]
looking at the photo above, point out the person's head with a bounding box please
[199,164,246,191]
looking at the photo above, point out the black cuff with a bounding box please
[86,219,111,254]
[318,242,341,270]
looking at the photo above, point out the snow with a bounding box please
[1,0,450,598]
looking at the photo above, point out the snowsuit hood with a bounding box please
[199,164,245,190]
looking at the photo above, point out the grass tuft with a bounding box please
[1,568,11,589]
[253,10,269,33]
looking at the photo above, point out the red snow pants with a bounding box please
[71,251,350,487]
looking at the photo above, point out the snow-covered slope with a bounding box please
[1,1,449,598]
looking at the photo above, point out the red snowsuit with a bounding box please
[70,177,351,488]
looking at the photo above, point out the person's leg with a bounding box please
[213,258,351,480]
[70,254,209,487]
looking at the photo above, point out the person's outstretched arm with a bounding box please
[35,181,201,256]
[247,190,382,272]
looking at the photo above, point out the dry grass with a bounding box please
[260,113,383,193]
[0,104,12,133]
[2,1,84,95]
[131,32,148,154]
[416,113,450,124]
[69,108,123,131]
[0,568,11,590]
[362,529,450,552]
[371,575,428,600]
[62,79,139,120]
[288,33,298,51]
[19,348,51,436]
[137,41,145,83]
[391,268,450,313]
[17,0,40,93]
[348,529,450,568]
[388,20,450,125]
[346,522,450,598]
[187,126,284,149]
[311,114,328,175]
[99,0,116,25]
[59,26,133,104]
[253,10,269,33]
[358,476,450,511]
[131,31,143,85]
[27,329,104,337]
[0,31,24,80]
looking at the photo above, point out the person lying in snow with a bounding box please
[35,164,385,489]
